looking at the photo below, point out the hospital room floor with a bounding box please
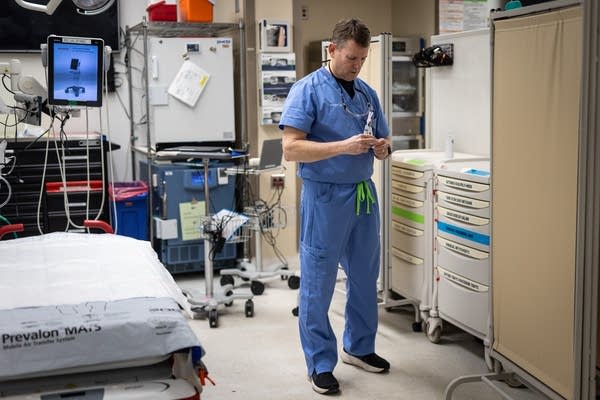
[176,264,543,400]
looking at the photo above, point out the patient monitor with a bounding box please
[0,35,111,126]
[47,35,105,107]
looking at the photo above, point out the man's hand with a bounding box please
[344,133,377,155]
[372,137,391,160]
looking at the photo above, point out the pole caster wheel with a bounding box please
[245,299,254,317]
[411,321,422,332]
[250,280,265,295]
[240,266,250,281]
[208,309,219,328]
[224,290,234,307]
[291,306,299,317]
[220,275,234,287]
[287,275,300,290]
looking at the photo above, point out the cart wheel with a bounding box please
[245,299,254,317]
[208,309,219,328]
[428,326,442,344]
[291,306,299,317]
[504,375,525,388]
[240,267,250,281]
[280,266,289,280]
[220,275,234,287]
[250,280,265,295]
[411,321,422,332]
[288,275,300,290]
[224,290,234,307]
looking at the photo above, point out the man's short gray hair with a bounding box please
[331,18,371,48]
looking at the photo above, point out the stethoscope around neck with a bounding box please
[328,65,374,117]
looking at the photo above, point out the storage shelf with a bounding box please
[127,21,239,38]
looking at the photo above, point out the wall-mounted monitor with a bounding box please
[0,1,119,53]
[47,35,104,107]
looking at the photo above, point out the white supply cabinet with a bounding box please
[429,159,491,342]
[389,150,478,322]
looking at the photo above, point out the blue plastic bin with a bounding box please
[109,181,148,241]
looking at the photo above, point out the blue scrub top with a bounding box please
[279,67,390,184]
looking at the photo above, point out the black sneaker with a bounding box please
[340,348,390,373]
[309,371,340,394]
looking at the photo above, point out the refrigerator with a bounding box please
[391,37,425,151]
[131,36,236,148]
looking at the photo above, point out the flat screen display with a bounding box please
[0,1,119,53]
[47,35,104,107]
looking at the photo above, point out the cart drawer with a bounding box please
[390,246,424,302]
[436,236,490,285]
[391,221,425,257]
[391,193,425,229]
[437,205,490,227]
[436,175,491,201]
[437,190,490,218]
[437,266,489,338]
[391,179,426,201]
[391,165,429,186]
[436,211,490,252]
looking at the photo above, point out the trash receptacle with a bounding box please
[109,181,148,241]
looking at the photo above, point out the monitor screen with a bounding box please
[47,35,104,107]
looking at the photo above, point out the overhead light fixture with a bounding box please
[14,0,115,16]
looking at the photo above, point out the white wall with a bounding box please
[428,29,491,156]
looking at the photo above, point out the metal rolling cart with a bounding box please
[125,19,254,328]
[218,167,299,295]
[183,155,254,328]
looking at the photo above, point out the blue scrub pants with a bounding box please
[298,179,381,376]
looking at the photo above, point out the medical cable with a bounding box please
[2,152,16,176]
[0,175,11,209]
[52,118,78,231]
[238,164,288,267]
[35,63,54,234]
[101,62,118,235]
[52,113,92,231]
[85,107,91,227]
[0,151,15,209]
[36,123,52,234]
[1,75,15,94]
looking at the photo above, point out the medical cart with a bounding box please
[389,150,477,330]
[427,159,491,358]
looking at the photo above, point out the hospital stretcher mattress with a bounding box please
[0,232,201,382]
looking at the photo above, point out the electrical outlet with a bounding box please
[271,174,285,189]
[0,63,10,74]
[300,5,309,20]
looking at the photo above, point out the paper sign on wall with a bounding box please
[179,200,206,241]
[168,60,210,107]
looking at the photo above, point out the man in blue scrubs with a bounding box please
[279,18,391,395]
